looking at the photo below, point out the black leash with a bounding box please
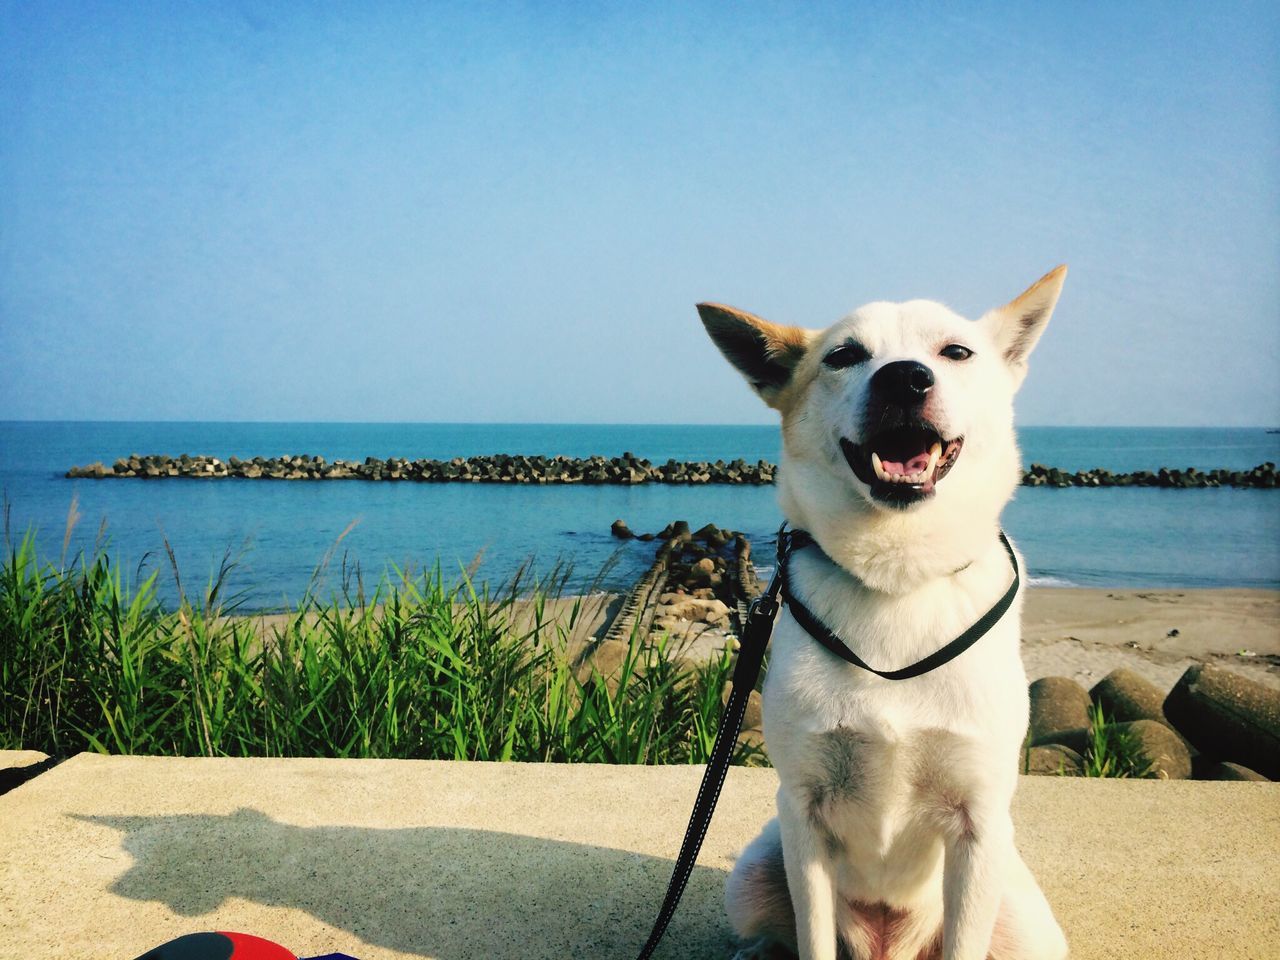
[632,526,1019,958]
[631,528,797,960]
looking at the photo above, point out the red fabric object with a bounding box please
[132,932,296,960]
[218,933,297,960]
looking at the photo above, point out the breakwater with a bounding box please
[64,454,1278,488]
[67,453,777,484]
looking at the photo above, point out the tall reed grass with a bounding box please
[0,531,749,766]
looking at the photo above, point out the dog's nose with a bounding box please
[870,360,935,406]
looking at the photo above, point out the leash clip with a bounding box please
[747,593,779,624]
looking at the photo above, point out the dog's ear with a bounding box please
[697,303,812,407]
[982,265,1067,382]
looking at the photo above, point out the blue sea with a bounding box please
[1,422,1277,609]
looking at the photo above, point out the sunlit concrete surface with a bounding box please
[1,755,1276,959]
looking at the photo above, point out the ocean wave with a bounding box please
[1027,575,1076,587]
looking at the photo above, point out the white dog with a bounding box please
[698,268,1070,960]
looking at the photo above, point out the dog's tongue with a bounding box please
[879,451,933,476]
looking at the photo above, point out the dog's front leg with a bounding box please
[941,808,1013,960]
[777,790,839,960]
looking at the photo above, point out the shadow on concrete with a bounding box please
[76,808,736,959]
[0,755,60,796]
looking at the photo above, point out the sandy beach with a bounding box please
[1021,587,1280,692]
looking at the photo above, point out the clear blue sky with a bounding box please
[2,1,1277,426]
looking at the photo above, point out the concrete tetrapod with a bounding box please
[1163,664,1280,780]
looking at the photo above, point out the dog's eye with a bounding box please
[823,343,871,369]
[940,344,973,361]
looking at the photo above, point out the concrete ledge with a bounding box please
[1,755,1276,959]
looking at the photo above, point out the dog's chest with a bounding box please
[773,691,972,819]
[761,569,1029,868]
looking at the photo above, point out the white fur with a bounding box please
[702,268,1069,960]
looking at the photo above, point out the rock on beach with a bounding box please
[1089,669,1169,726]
[1028,676,1093,756]
[1163,664,1280,780]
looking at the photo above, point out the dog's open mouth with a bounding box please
[839,426,963,507]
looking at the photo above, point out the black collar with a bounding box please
[775,526,1020,681]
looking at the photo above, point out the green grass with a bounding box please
[1081,703,1156,778]
[0,531,754,766]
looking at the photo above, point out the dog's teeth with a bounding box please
[926,443,942,479]
[871,452,887,481]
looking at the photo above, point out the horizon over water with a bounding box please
[2,421,1277,609]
